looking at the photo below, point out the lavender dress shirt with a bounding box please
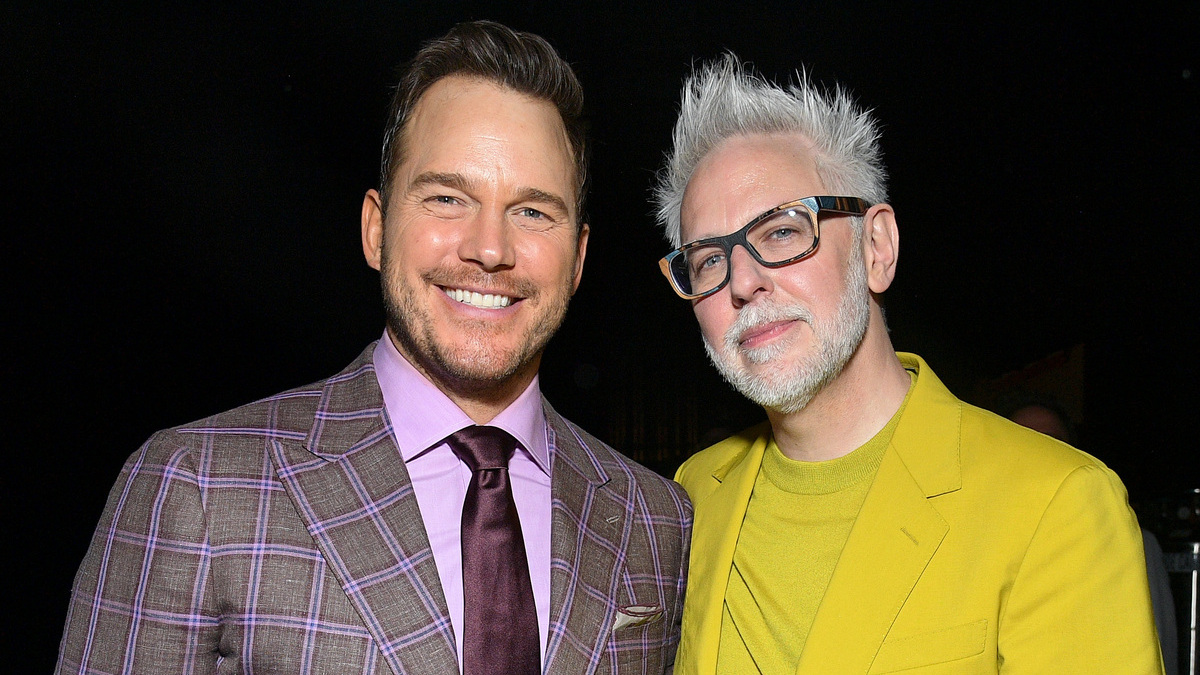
[372,333,552,671]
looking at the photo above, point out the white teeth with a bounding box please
[443,287,513,309]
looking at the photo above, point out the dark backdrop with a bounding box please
[5,2,1197,669]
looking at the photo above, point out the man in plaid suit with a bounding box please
[57,21,691,674]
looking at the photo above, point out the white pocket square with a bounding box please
[612,605,663,632]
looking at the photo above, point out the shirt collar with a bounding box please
[372,331,550,475]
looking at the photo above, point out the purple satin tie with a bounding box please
[446,426,540,675]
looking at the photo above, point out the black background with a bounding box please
[5,2,1197,668]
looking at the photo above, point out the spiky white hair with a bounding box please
[654,53,888,246]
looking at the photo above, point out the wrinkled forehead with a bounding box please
[680,133,825,242]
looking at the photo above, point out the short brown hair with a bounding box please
[379,20,588,224]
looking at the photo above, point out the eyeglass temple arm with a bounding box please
[813,195,871,214]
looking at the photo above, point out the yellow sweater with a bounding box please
[717,380,911,674]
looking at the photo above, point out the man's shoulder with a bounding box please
[901,352,1115,486]
[958,402,1119,484]
[140,345,380,467]
[175,380,325,436]
[128,380,323,478]
[903,383,1127,505]
[674,421,771,494]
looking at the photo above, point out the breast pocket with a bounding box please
[609,607,668,673]
[869,619,988,674]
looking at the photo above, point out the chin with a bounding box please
[440,346,528,383]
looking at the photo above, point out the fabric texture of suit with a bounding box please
[674,353,1162,674]
[57,343,692,674]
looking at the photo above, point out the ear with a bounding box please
[862,203,899,294]
[361,189,385,271]
[570,223,590,294]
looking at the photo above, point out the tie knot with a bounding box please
[446,426,518,472]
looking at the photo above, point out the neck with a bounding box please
[444,378,534,425]
[767,319,910,462]
[386,330,537,424]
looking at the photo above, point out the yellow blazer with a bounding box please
[674,353,1162,674]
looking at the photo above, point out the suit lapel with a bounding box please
[677,432,771,675]
[542,403,631,675]
[797,354,960,674]
[795,446,948,673]
[270,347,458,675]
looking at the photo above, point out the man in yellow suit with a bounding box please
[652,53,1162,674]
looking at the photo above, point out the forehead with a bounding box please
[680,133,826,241]
[399,76,576,207]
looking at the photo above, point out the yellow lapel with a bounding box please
[676,430,770,675]
[796,353,962,673]
[795,446,948,673]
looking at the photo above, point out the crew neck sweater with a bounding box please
[716,375,914,674]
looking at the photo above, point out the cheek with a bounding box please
[389,225,452,270]
[520,238,580,282]
[810,270,852,312]
[775,261,841,305]
[693,301,729,343]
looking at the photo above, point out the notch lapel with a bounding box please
[795,446,949,673]
[542,404,632,675]
[677,432,771,675]
[269,350,458,675]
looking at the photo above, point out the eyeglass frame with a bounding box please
[658,195,872,300]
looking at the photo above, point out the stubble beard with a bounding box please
[703,249,871,414]
[380,247,573,398]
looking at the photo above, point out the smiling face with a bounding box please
[682,133,870,413]
[362,76,587,404]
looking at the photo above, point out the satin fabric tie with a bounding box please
[445,426,540,675]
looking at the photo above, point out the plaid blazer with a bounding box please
[57,344,692,674]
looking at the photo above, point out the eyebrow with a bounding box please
[408,171,572,218]
[408,171,476,194]
[513,186,570,218]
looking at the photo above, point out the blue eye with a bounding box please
[691,251,726,275]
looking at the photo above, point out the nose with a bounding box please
[457,208,516,272]
[726,244,772,307]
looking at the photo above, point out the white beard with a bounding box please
[703,247,871,414]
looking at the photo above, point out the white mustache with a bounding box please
[723,301,814,352]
